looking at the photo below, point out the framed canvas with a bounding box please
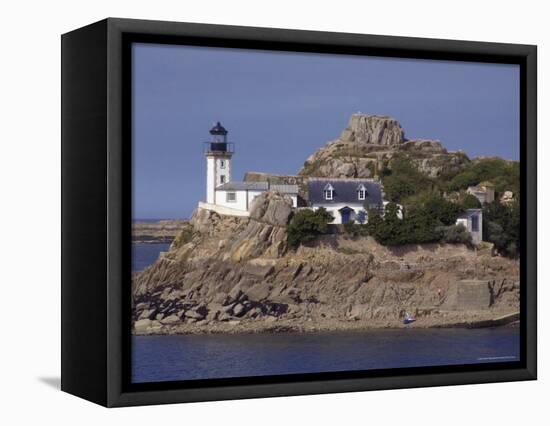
[61,18,537,407]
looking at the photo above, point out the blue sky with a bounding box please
[132,43,519,219]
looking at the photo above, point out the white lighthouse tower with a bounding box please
[204,122,234,204]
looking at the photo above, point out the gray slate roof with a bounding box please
[216,181,299,194]
[308,178,383,207]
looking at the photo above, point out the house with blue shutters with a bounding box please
[307,178,387,224]
[455,209,483,244]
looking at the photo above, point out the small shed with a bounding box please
[456,208,483,244]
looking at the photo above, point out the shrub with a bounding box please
[407,192,464,226]
[366,198,461,247]
[437,224,473,245]
[402,210,442,244]
[343,219,357,235]
[445,158,520,194]
[356,209,367,224]
[287,207,333,248]
[483,200,519,257]
[421,193,464,225]
[365,203,439,246]
[343,219,369,237]
[461,193,482,209]
[381,155,434,203]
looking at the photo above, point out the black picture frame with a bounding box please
[61,17,537,407]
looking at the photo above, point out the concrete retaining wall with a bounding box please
[443,280,491,311]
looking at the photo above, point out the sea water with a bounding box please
[132,242,171,272]
[131,328,519,383]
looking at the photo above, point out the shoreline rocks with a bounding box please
[132,311,521,336]
[132,219,188,243]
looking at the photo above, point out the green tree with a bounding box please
[437,224,473,245]
[461,193,482,209]
[483,200,520,257]
[381,155,434,203]
[287,207,333,248]
[343,219,368,237]
[407,192,464,226]
[445,158,520,195]
[366,197,464,247]
[422,193,464,225]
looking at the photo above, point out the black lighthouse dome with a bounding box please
[205,121,234,154]
[209,121,228,136]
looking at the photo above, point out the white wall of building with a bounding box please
[312,203,367,224]
[206,156,215,204]
[214,189,258,211]
[456,210,483,245]
[216,157,231,187]
[206,154,232,204]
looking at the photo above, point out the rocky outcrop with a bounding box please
[401,140,469,177]
[132,191,519,335]
[133,191,293,296]
[300,113,469,178]
[249,191,294,226]
[339,114,405,145]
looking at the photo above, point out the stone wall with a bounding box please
[443,280,491,311]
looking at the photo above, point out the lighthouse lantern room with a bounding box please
[204,122,234,204]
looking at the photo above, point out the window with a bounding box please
[220,175,226,184]
[220,160,226,169]
[323,183,334,200]
[357,184,367,200]
[471,215,479,232]
[356,210,367,224]
[226,192,236,202]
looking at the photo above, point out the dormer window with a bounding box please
[357,184,367,201]
[323,183,334,200]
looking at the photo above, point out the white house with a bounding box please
[201,122,299,215]
[467,182,495,204]
[307,177,385,224]
[215,181,298,210]
[455,209,483,244]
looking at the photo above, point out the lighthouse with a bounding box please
[204,122,234,204]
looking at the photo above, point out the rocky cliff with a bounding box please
[132,192,519,335]
[300,114,469,178]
